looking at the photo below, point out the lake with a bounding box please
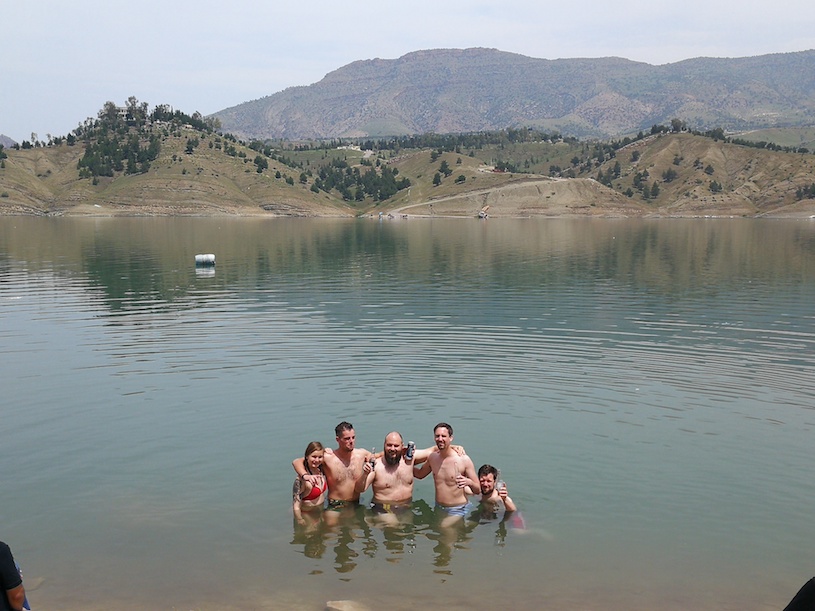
[1,216,814,610]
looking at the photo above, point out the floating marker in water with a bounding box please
[194,253,216,266]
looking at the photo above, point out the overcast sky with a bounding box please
[2,0,814,142]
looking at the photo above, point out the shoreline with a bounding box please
[3,210,815,219]
[24,577,800,610]
[2,194,814,220]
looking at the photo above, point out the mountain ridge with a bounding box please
[212,48,815,141]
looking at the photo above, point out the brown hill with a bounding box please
[2,130,814,218]
[595,133,815,217]
[0,129,355,217]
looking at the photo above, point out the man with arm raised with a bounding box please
[355,431,416,525]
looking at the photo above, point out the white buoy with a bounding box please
[195,253,216,266]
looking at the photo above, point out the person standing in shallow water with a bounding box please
[292,421,373,525]
[355,431,437,526]
[292,441,327,526]
[474,464,517,515]
[413,422,480,526]
[468,464,525,545]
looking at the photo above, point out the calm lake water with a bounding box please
[1,217,814,610]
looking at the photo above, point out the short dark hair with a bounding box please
[335,421,354,437]
[434,422,453,436]
[478,464,498,479]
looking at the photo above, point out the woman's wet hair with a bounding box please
[304,441,324,460]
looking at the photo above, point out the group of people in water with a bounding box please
[291,421,516,529]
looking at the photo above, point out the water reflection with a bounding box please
[289,497,531,573]
[81,237,178,311]
[2,218,815,317]
[2,217,815,609]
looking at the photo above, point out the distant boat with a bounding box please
[478,205,489,219]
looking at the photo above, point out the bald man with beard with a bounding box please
[355,432,423,524]
[355,431,457,525]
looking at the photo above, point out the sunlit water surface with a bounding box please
[1,217,814,610]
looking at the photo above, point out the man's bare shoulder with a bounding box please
[326,447,367,464]
[427,451,443,467]
[322,448,338,461]
[320,449,342,471]
[461,454,478,472]
[317,447,336,461]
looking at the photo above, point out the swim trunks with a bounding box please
[371,500,411,515]
[327,498,358,512]
[435,502,471,517]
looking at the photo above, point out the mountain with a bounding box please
[212,48,815,141]
[0,134,17,149]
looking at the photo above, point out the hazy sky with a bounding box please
[3,0,814,142]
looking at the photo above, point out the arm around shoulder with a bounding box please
[412,446,434,464]
[416,444,466,463]
[463,458,480,494]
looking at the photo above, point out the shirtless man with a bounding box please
[471,463,517,525]
[354,432,419,524]
[469,464,522,545]
[292,421,372,523]
[475,464,517,513]
[413,422,480,525]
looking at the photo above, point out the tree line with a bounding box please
[311,157,410,201]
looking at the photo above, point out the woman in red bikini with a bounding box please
[292,441,328,526]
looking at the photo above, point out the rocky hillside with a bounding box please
[3,125,813,218]
[593,132,815,217]
[0,125,355,217]
[212,48,815,141]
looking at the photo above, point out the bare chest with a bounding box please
[325,452,364,484]
[432,455,462,486]
[375,464,412,489]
